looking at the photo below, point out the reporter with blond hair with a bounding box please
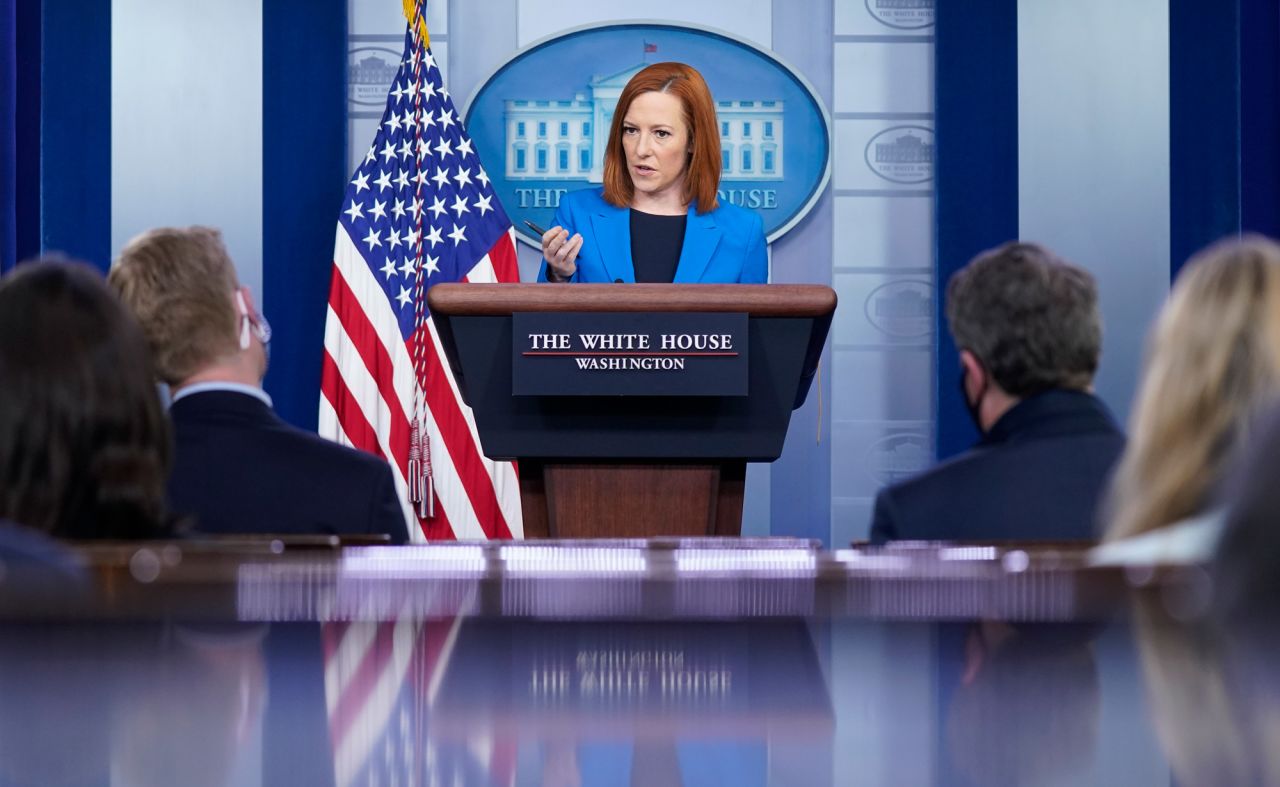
[1095,235,1280,563]
[110,226,410,543]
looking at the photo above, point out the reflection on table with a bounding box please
[0,537,1256,785]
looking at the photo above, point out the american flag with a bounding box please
[319,1,522,541]
[323,619,516,786]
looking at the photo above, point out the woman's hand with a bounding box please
[541,226,583,281]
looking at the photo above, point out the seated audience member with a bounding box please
[108,227,410,543]
[943,623,1100,787]
[870,242,1123,543]
[1095,235,1280,565]
[0,259,171,541]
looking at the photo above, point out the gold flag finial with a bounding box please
[402,0,430,48]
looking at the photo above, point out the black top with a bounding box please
[629,208,686,283]
[167,390,410,543]
[869,389,1125,543]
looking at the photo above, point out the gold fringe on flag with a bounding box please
[402,0,431,47]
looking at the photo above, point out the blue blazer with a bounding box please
[536,187,768,283]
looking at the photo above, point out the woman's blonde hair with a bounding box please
[1105,235,1280,541]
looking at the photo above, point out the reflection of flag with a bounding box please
[323,620,514,786]
[643,41,658,53]
[319,0,522,541]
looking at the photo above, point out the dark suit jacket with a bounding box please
[167,390,409,543]
[536,187,768,283]
[869,390,1124,544]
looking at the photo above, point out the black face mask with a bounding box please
[959,366,986,436]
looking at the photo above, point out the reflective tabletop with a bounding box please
[0,538,1255,786]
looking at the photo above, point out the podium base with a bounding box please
[519,461,745,538]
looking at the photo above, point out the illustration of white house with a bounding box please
[503,65,783,181]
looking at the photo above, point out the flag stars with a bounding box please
[405,79,420,101]
[375,169,393,192]
[433,137,453,159]
[401,109,415,129]
[371,199,388,221]
[405,226,421,248]
[428,196,447,219]
[413,168,429,188]
[453,167,473,189]
[437,109,456,130]
[380,140,397,163]
[343,199,365,222]
[398,138,413,161]
[450,194,470,217]
[432,168,450,189]
[362,226,382,250]
[387,226,402,249]
[409,197,424,221]
[416,137,431,160]
[380,257,398,280]
[399,255,417,278]
[364,146,377,165]
[395,168,411,191]
[447,223,468,246]
[425,254,440,276]
[476,168,491,189]
[457,138,474,159]
[384,112,403,133]
[351,171,371,193]
[425,225,444,248]
[392,198,406,221]
[475,193,494,216]
[390,82,405,104]
[396,285,413,309]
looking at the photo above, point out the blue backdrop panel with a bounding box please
[933,0,1019,460]
[1,0,15,273]
[1240,0,1280,242]
[12,0,40,271]
[1169,0,1240,278]
[262,0,348,431]
[40,0,109,271]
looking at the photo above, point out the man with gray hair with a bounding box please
[110,226,410,543]
[869,241,1124,543]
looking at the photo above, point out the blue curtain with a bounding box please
[2,0,16,272]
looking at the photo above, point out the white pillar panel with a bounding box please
[516,0,772,49]
[111,0,264,297]
[1017,0,1170,425]
[834,42,933,114]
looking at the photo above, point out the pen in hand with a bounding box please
[523,219,547,237]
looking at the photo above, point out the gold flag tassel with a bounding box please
[402,0,430,47]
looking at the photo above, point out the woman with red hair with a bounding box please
[537,62,767,284]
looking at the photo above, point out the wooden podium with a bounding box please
[428,283,835,538]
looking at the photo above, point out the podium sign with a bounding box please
[513,312,748,397]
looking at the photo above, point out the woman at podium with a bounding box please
[536,62,768,284]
